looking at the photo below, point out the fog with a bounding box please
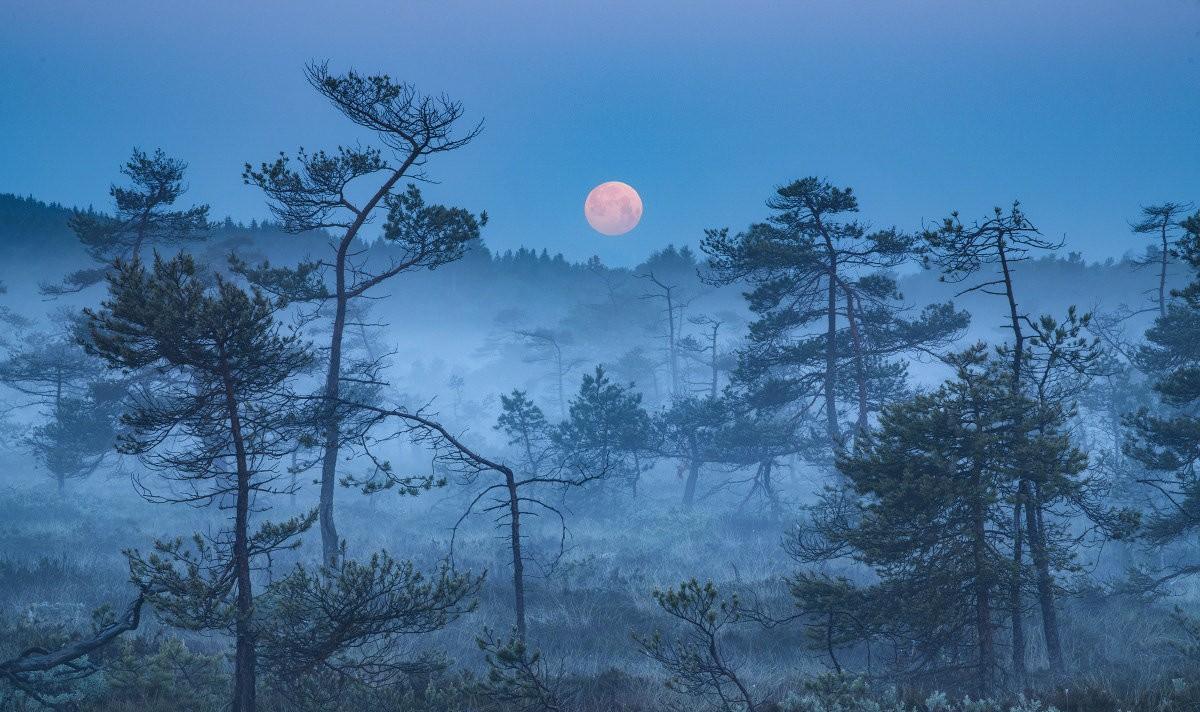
[1,53,1198,712]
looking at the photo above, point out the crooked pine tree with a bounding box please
[243,62,485,566]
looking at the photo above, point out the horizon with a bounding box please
[0,189,1158,270]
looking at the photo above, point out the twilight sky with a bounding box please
[1,1,1197,266]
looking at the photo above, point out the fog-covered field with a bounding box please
[2,178,1199,712]
[1,8,1198,706]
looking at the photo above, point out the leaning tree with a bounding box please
[243,62,485,566]
[337,368,628,643]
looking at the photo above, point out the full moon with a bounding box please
[584,181,643,236]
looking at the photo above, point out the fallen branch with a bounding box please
[1,591,147,693]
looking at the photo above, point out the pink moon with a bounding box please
[584,181,643,236]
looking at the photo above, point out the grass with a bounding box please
[2,457,1198,711]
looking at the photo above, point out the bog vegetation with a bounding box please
[0,64,1198,712]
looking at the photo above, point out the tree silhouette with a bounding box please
[45,149,208,296]
[243,61,485,566]
[84,253,314,712]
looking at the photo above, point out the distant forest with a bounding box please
[0,190,1176,413]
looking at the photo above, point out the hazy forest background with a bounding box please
[0,65,1199,712]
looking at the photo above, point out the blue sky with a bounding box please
[1,0,1197,265]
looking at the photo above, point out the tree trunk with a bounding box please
[681,458,700,510]
[1010,485,1027,686]
[232,533,256,712]
[998,235,1029,687]
[505,468,526,641]
[708,322,719,398]
[666,289,679,400]
[313,164,412,567]
[811,210,842,448]
[631,452,642,497]
[971,489,995,694]
[824,271,841,447]
[289,450,298,508]
[844,285,869,438]
[761,459,782,519]
[55,372,65,497]
[1027,485,1063,674]
[222,368,256,712]
[997,238,1024,393]
[555,348,566,420]
[1159,222,1169,318]
[318,274,348,567]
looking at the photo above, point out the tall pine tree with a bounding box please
[1127,210,1200,587]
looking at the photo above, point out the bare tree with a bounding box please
[637,271,691,401]
[341,381,613,643]
[678,314,732,398]
[481,390,612,640]
[512,328,582,420]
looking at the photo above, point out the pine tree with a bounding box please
[0,324,123,494]
[703,177,964,449]
[1012,307,1135,674]
[83,253,314,712]
[44,149,209,295]
[243,63,485,566]
[555,366,653,494]
[636,579,758,712]
[922,201,1058,680]
[1127,210,1200,587]
[511,327,581,419]
[713,396,807,518]
[654,395,733,509]
[255,552,480,705]
[924,203,1134,678]
[792,347,1030,692]
[26,381,122,495]
[1131,202,1193,317]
